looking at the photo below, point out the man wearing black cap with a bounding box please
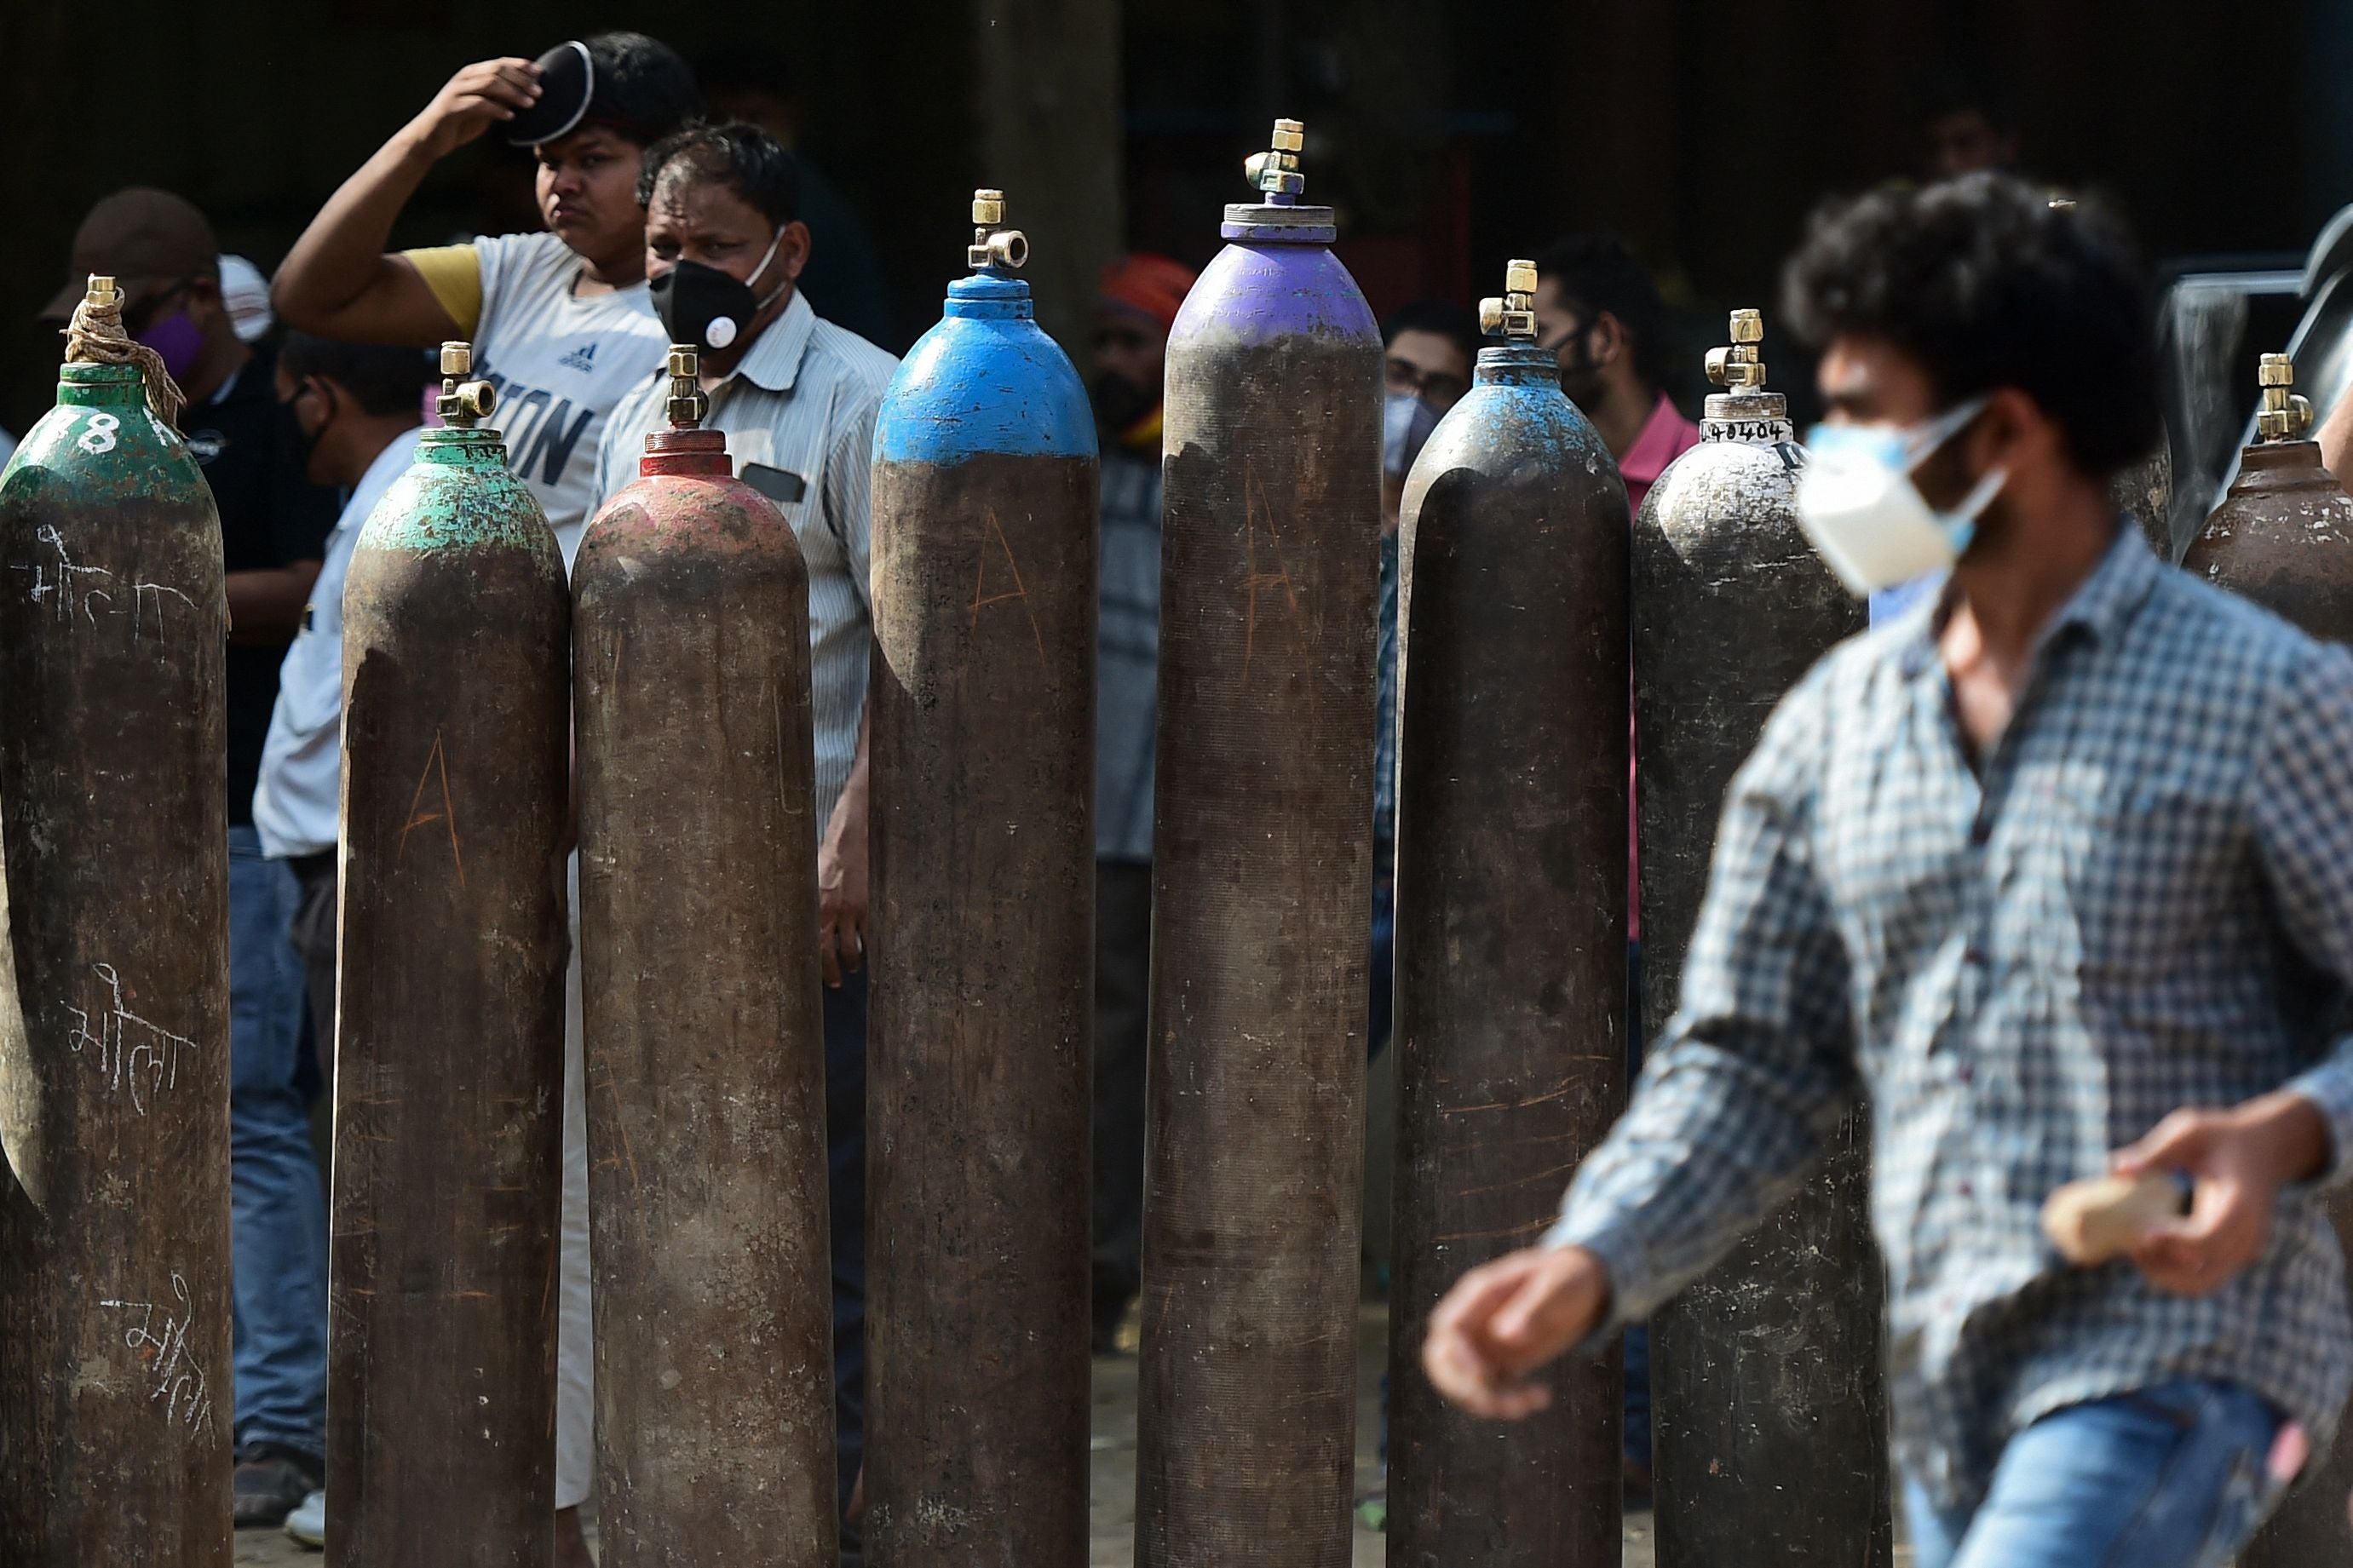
[274,35,700,1565]
[46,187,339,1530]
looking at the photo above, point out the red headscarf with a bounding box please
[1098,253,1195,330]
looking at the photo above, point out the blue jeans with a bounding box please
[826,967,868,1524]
[1625,942,1648,1472]
[228,827,328,1459]
[1903,1380,2285,1568]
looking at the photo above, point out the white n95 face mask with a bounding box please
[1794,396,2006,597]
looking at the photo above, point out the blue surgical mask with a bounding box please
[1794,396,2006,597]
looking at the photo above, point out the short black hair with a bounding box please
[279,333,434,418]
[1781,173,2160,479]
[1533,233,1671,391]
[638,122,802,228]
[582,32,703,146]
[1382,301,1481,369]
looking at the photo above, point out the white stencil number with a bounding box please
[77,412,121,456]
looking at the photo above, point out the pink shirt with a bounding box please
[1622,394,1700,946]
[1620,391,1702,518]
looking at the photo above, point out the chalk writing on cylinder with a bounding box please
[14,523,196,636]
[98,1271,215,1439]
[64,962,197,1116]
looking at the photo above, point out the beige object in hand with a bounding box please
[2041,1173,2187,1265]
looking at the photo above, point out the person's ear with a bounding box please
[184,272,227,331]
[777,221,814,286]
[1975,387,2055,475]
[1589,311,1626,369]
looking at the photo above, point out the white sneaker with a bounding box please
[284,1489,325,1550]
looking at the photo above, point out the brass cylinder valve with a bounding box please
[664,344,710,429]
[968,189,1029,272]
[1704,309,1769,392]
[1243,118,1307,199]
[1476,259,1539,342]
[2256,353,2314,442]
[436,341,498,428]
[85,274,122,313]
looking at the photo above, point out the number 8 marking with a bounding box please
[78,412,120,455]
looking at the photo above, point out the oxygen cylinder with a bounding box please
[331,342,569,1567]
[0,276,230,1565]
[1135,119,1381,1568]
[2114,443,2174,561]
[573,347,837,1567]
[1634,313,1891,1568]
[866,190,1097,1568]
[2181,354,2353,1568]
[1387,261,1628,1565]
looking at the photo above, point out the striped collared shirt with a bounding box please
[595,290,897,835]
[1552,526,2353,1507]
[1096,447,1163,864]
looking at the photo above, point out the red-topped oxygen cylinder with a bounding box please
[572,343,836,1568]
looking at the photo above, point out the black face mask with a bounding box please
[650,227,786,353]
[1550,323,1604,408]
[1090,370,1156,436]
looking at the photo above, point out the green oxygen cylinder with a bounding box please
[0,275,232,1566]
[330,342,571,1566]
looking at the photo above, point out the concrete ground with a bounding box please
[233,1301,1660,1567]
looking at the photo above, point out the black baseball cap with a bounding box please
[505,41,594,146]
[42,189,217,321]
[506,33,702,149]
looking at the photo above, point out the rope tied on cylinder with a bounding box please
[61,279,185,428]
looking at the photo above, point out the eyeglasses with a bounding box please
[1533,314,1589,359]
[1384,356,1469,408]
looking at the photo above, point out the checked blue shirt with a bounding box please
[1552,526,2353,1507]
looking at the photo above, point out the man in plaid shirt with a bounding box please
[1425,175,2353,1567]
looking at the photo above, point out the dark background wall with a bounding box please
[0,0,2335,434]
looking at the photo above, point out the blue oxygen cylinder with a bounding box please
[865,188,1098,1568]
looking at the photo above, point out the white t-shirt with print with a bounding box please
[473,231,673,566]
[253,426,424,858]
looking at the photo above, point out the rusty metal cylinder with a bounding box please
[330,346,570,1567]
[0,286,231,1565]
[1633,313,1890,1568]
[573,347,837,1567]
[2114,443,2174,561]
[2183,354,2353,1567]
[1388,264,1630,1565]
[866,193,1097,1568]
[1135,120,1380,1568]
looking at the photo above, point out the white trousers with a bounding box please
[556,867,593,1511]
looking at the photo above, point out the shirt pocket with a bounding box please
[2054,770,2246,984]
